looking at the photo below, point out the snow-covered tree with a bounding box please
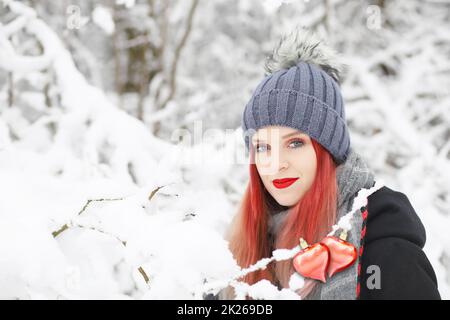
[0,0,449,299]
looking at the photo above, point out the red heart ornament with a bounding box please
[320,235,357,277]
[293,241,330,283]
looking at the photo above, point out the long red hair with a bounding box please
[224,138,338,299]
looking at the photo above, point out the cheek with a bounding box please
[255,163,267,182]
[255,153,272,166]
[255,156,279,176]
[290,147,317,178]
[256,169,274,190]
[259,173,271,188]
[301,150,317,179]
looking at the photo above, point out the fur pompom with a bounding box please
[264,27,345,83]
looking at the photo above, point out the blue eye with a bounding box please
[254,139,303,153]
[289,139,304,148]
[255,144,269,153]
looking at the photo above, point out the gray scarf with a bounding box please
[268,147,375,300]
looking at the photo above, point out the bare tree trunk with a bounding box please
[323,0,332,33]
[152,0,168,110]
[8,72,14,107]
[152,0,199,136]
[112,1,123,109]
[44,79,52,108]
[137,30,150,121]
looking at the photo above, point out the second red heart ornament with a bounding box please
[320,230,357,277]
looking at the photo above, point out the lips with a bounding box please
[272,177,299,189]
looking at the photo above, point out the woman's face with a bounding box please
[252,126,317,207]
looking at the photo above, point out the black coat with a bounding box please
[359,186,441,299]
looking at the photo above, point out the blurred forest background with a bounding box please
[0,0,449,299]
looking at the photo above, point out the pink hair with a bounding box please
[224,138,337,299]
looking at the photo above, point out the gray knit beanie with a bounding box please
[242,29,350,164]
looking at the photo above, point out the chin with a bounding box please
[270,190,303,207]
[274,197,298,207]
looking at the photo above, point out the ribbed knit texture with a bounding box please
[242,61,350,164]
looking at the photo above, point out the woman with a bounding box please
[206,29,441,300]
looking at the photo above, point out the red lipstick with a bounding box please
[272,177,299,189]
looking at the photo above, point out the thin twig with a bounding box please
[158,0,199,110]
[51,187,174,285]
[54,222,150,284]
[52,197,126,238]
[52,224,69,238]
[76,197,125,216]
[138,266,150,284]
[72,223,127,247]
[148,183,175,201]
[148,186,164,201]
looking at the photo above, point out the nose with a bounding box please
[279,160,289,171]
[278,157,289,171]
[268,152,289,175]
[256,146,289,175]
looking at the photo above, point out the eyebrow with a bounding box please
[252,131,303,143]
